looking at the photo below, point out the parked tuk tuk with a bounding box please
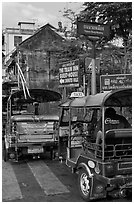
[59,88,132,201]
[3,88,61,162]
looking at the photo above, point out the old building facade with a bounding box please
[10,23,67,91]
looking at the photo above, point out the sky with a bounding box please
[2,1,84,30]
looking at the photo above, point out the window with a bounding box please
[14,36,22,46]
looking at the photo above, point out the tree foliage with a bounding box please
[79,2,132,42]
[61,2,132,74]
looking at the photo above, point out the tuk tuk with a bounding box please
[3,88,61,162]
[59,88,132,201]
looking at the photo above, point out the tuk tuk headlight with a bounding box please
[88,160,95,168]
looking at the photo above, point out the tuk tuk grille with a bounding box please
[104,144,132,159]
[115,144,132,157]
[104,145,114,158]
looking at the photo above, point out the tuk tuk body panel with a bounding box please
[4,115,59,161]
[67,152,132,200]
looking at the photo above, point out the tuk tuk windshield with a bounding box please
[7,89,62,117]
[60,107,102,141]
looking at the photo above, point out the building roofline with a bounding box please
[18,23,64,48]
[18,22,35,26]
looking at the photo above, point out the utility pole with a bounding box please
[17,50,20,90]
[48,51,51,84]
[77,20,110,95]
[91,40,96,95]
[26,54,29,88]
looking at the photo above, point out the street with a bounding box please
[2,2,132,203]
[2,156,132,202]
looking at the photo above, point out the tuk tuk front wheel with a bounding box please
[3,143,8,162]
[78,169,92,201]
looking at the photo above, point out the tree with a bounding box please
[78,2,132,73]
[79,2,132,41]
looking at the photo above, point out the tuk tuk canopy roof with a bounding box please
[9,89,62,103]
[60,89,132,108]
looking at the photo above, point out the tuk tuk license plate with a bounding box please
[28,146,43,154]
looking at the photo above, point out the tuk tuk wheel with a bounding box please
[3,143,8,162]
[78,169,92,201]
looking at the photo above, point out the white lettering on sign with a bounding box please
[70,92,84,98]
[73,78,78,82]
[62,61,75,68]
[60,79,64,84]
[73,65,79,71]
[105,118,120,125]
[83,25,104,31]
[84,30,104,35]
[60,73,67,79]
[59,66,78,73]
[64,67,73,72]
[59,60,79,87]
[64,78,72,83]
[104,78,110,85]
[60,72,78,79]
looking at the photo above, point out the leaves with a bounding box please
[79,2,132,42]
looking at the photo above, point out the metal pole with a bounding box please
[91,41,96,95]
[17,51,20,89]
[86,75,90,96]
[83,74,86,95]
[63,86,66,101]
[48,51,50,83]
[68,107,71,159]
[26,54,29,88]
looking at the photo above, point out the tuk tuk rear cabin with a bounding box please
[3,88,61,161]
[59,88,132,201]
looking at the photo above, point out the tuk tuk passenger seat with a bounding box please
[105,129,132,145]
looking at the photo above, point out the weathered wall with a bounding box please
[19,24,65,90]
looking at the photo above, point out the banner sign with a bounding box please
[59,59,79,87]
[85,57,100,73]
[77,21,110,39]
[100,74,132,91]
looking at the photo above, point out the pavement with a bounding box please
[2,156,132,202]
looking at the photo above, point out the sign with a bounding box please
[59,59,79,87]
[100,74,132,91]
[85,57,92,73]
[70,92,84,98]
[85,57,100,73]
[77,21,110,39]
